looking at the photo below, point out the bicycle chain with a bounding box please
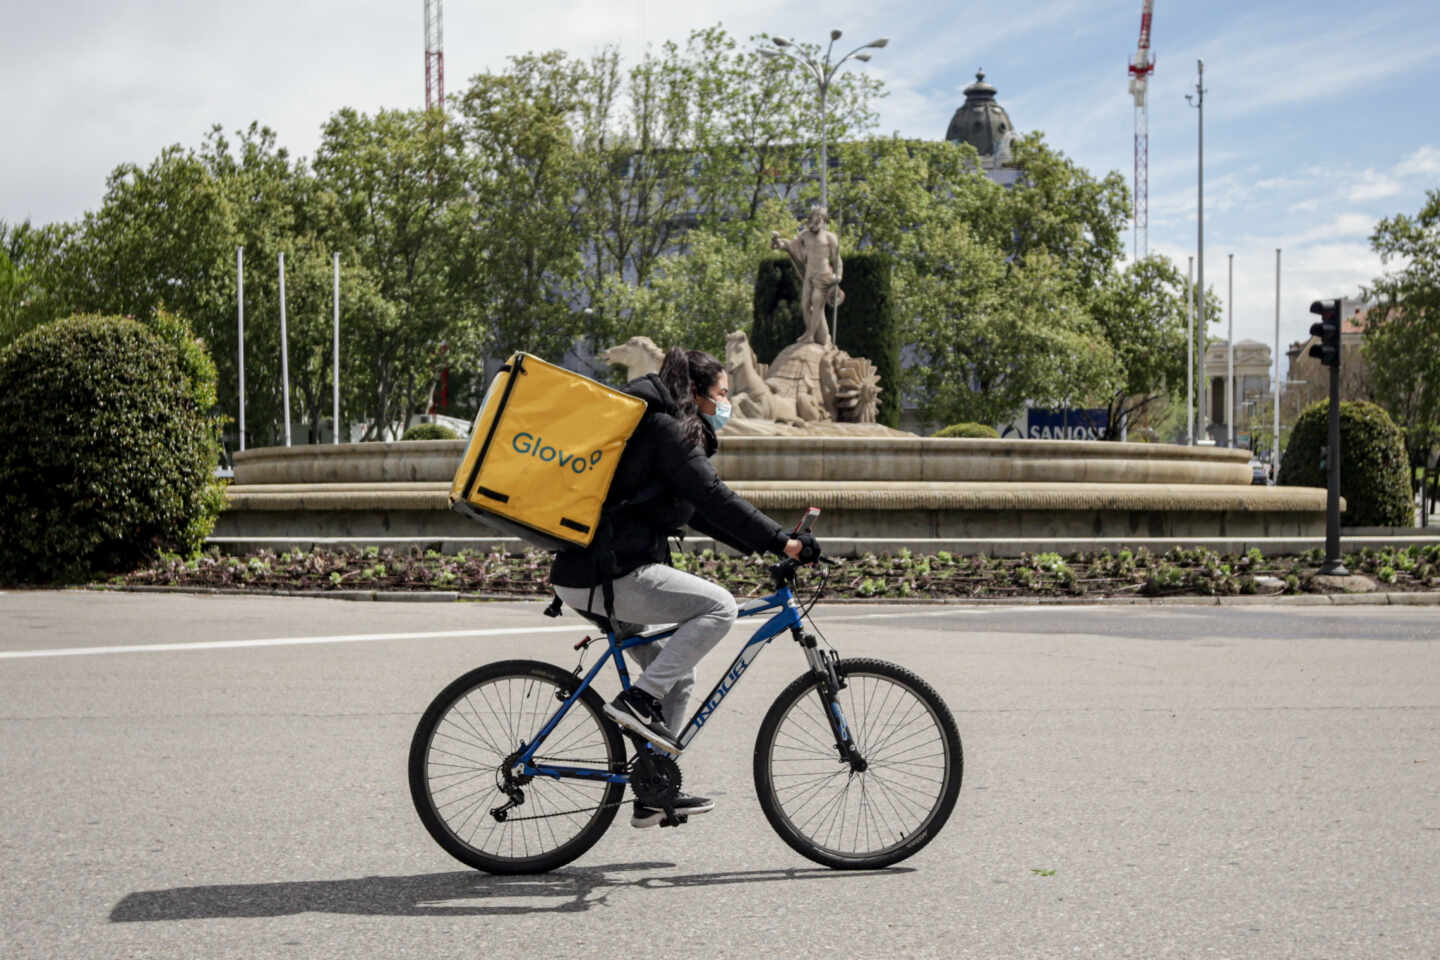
[492,756,630,823]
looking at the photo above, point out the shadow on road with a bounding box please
[111,861,910,920]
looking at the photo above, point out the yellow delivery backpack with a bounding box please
[450,352,648,551]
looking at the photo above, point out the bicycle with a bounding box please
[408,510,963,874]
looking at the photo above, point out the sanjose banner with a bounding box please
[999,408,1110,441]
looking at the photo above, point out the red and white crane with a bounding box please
[1128,0,1155,259]
[424,0,445,112]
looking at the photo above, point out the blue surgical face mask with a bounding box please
[702,398,732,432]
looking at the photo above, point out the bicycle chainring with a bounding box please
[630,753,682,808]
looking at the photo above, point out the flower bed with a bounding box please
[108,543,1440,600]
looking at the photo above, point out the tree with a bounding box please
[593,199,798,358]
[455,52,587,363]
[314,107,471,438]
[0,220,82,345]
[68,146,237,327]
[1091,255,1192,439]
[1363,189,1440,474]
[823,136,1125,426]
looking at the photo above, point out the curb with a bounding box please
[84,584,1440,607]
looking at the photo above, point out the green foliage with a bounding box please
[401,422,459,441]
[751,254,804,363]
[933,422,1000,438]
[595,207,794,360]
[829,136,1126,425]
[835,252,900,427]
[1091,255,1211,439]
[0,316,224,583]
[1362,189,1440,470]
[1278,400,1413,527]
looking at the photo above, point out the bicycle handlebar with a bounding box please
[768,554,837,587]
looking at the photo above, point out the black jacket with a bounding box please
[549,374,788,588]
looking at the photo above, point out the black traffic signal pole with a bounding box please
[1309,298,1348,576]
[1320,345,1347,574]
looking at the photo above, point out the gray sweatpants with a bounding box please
[553,564,738,737]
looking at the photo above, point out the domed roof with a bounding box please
[945,70,1016,163]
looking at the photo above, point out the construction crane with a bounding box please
[424,0,445,111]
[1127,0,1155,259]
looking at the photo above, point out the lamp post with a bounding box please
[1186,60,1207,442]
[1186,256,1194,444]
[758,30,888,210]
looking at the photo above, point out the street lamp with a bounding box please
[757,30,888,209]
[1186,59,1207,443]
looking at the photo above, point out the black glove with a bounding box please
[796,532,822,564]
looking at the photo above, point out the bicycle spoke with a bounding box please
[759,664,960,864]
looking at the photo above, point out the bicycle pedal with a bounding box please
[659,814,688,828]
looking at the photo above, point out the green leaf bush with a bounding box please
[401,422,459,441]
[1278,400,1412,528]
[933,422,1000,439]
[0,315,224,583]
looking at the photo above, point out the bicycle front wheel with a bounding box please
[754,657,962,869]
[408,659,626,874]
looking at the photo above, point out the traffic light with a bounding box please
[1308,298,1342,367]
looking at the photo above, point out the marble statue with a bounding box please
[771,206,845,348]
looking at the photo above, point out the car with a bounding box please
[1249,457,1268,485]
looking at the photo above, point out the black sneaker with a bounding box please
[631,794,715,828]
[604,687,683,757]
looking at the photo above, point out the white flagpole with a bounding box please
[1227,252,1235,448]
[333,253,341,445]
[279,252,292,447]
[1274,248,1282,482]
[237,246,246,451]
[1186,256,1194,445]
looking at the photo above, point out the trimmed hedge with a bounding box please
[834,254,900,428]
[934,422,1000,439]
[1278,400,1412,528]
[401,422,458,441]
[751,254,804,363]
[0,315,224,583]
[751,251,900,427]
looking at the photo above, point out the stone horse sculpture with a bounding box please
[724,330,881,425]
[600,335,665,381]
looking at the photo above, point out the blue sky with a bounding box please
[4,0,1437,372]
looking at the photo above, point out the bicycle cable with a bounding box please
[799,563,841,657]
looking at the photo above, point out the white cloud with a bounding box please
[1348,172,1405,202]
[1396,145,1440,178]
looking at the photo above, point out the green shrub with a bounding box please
[401,422,458,441]
[0,315,224,583]
[933,422,1000,439]
[834,253,900,428]
[1277,400,1412,527]
[751,255,803,364]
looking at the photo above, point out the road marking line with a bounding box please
[825,606,1100,621]
[0,625,588,660]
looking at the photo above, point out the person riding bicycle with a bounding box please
[550,346,819,828]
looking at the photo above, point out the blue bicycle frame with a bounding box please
[515,581,809,785]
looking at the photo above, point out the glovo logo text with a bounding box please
[512,432,603,474]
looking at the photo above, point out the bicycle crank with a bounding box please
[629,747,687,827]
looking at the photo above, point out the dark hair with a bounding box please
[659,347,725,449]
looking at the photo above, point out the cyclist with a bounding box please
[550,346,818,827]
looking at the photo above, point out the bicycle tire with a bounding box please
[408,659,626,874]
[753,657,962,869]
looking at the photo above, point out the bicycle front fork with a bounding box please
[799,632,867,773]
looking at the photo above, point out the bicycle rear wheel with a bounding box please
[753,657,962,869]
[408,659,626,874]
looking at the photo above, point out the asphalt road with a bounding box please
[1,590,1436,959]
